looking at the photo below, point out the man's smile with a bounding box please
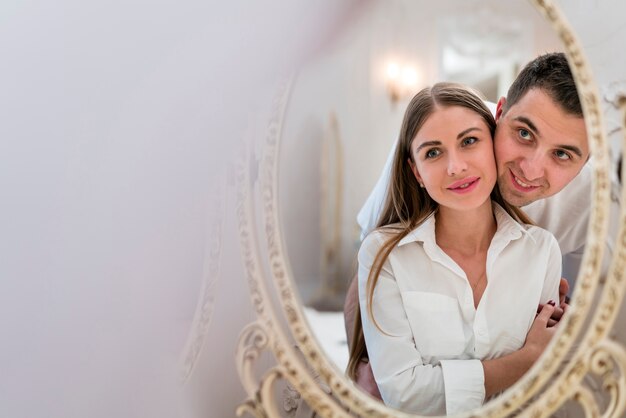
[509,169,541,192]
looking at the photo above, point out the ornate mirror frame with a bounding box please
[234,1,626,416]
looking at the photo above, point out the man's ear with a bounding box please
[408,157,423,185]
[495,96,507,122]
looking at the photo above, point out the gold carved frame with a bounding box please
[234,1,626,416]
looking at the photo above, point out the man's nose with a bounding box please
[518,152,546,181]
[447,152,468,176]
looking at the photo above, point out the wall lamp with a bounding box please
[385,62,419,105]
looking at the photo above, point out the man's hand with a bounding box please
[355,359,382,400]
[558,277,570,305]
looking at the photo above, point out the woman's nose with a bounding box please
[447,152,468,176]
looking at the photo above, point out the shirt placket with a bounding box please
[424,240,482,354]
[474,223,519,357]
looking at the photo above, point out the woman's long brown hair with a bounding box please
[346,82,532,380]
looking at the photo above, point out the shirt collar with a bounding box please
[492,203,532,242]
[397,203,532,247]
[398,212,436,247]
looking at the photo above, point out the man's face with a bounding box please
[494,88,589,207]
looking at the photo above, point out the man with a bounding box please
[345,52,620,398]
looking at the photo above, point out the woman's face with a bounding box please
[409,105,497,212]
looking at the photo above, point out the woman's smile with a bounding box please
[446,176,480,194]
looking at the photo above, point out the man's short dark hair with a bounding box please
[503,52,582,117]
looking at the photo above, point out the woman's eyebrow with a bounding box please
[456,127,482,139]
[415,127,484,153]
[415,140,442,153]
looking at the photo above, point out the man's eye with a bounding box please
[554,150,572,161]
[425,149,441,159]
[518,129,532,141]
[462,137,478,146]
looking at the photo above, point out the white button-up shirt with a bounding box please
[358,204,561,416]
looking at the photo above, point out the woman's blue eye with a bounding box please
[461,137,478,146]
[518,129,532,141]
[425,149,441,159]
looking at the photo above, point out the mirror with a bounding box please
[273,0,621,415]
[280,0,560,357]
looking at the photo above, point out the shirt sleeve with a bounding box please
[440,359,485,414]
[357,233,485,415]
[560,172,621,283]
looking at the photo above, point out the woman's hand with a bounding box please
[523,302,558,362]
[535,278,569,327]
[483,302,562,397]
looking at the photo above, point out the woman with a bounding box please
[347,83,561,415]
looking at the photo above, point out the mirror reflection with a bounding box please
[278,0,621,414]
